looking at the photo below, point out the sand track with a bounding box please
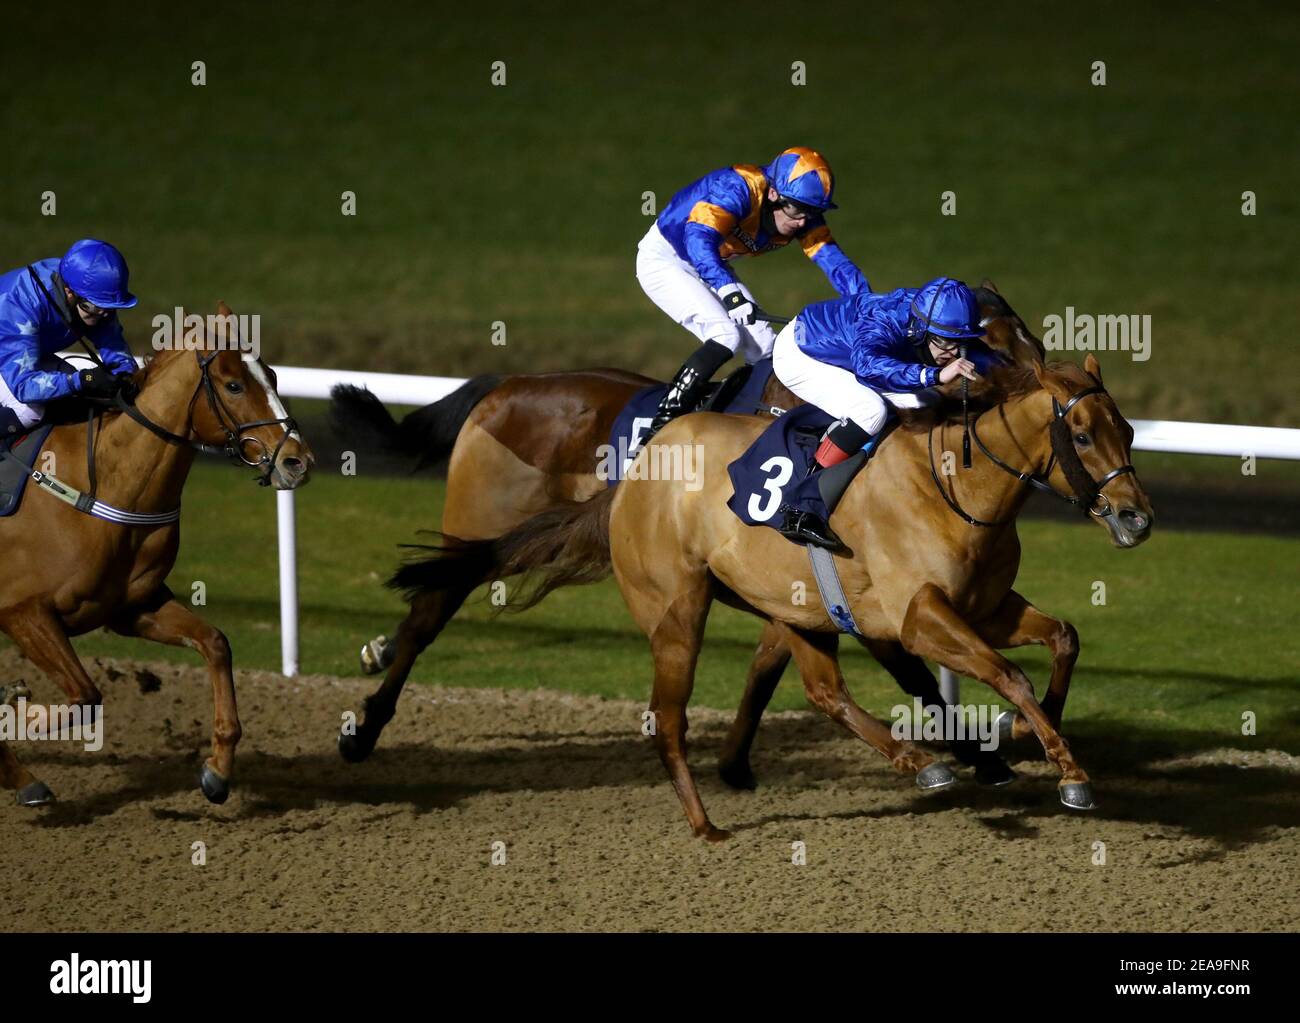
[2,650,1297,932]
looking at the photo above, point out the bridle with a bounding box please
[927,383,1137,528]
[109,349,299,487]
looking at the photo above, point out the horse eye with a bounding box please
[1074,432,1090,446]
[225,381,244,395]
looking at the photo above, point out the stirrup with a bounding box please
[777,508,846,552]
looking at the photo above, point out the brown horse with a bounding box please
[331,285,1035,774]
[399,345,1153,839]
[0,304,313,806]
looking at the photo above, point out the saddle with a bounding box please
[0,425,55,517]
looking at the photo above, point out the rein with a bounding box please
[927,384,1136,528]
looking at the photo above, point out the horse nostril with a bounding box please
[1119,508,1151,533]
[282,457,305,475]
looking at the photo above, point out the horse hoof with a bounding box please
[717,760,757,791]
[359,636,389,675]
[1059,782,1097,811]
[16,781,55,807]
[975,759,1018,787]
[699,825,733,843]
[199,763,230,804]
[338,730,374,764]
[996,710,1018,742]
[915,763,957,791]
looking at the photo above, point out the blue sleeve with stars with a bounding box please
[0,296,78,403]
[88,317,138,376]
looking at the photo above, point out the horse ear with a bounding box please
[980,278,1001,295]
[1031,356,1072,403]
[216,300,232,317]
[1084,353,1104,385]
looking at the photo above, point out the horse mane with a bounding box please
[895,358,1092,433]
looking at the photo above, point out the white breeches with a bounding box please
[636,222,775,364]
[772,318,939,435]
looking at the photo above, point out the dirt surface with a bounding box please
[2,649,1297,932]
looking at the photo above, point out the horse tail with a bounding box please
[329,374,502,468]
[388,487,616,611]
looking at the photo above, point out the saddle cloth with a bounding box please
[0,425,55,517]
[726,403,893,533]
[604,357,777,485]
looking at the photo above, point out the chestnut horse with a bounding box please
[332,284,1043,786]
[396,346,1153,839]
[0,304,313,807]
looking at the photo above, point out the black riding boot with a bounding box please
[645,340,733,440]
[778,418,872,552]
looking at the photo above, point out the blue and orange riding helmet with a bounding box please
[766,146,838,211]
[59,238,138,309]
[908,277,983,343]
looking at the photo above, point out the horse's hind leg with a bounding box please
[718,619,791,791]
[108,592,240,804]
[784,626,954,789]
[901,583,1094,809]
[859,636,1015,786]
[645,574,728,841]
[0,603,105,806]
[339,580,476,763]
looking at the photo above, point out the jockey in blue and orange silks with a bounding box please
[0,239,140,442]
[637,146,868,437]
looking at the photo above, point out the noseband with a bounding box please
[928,385,1136,528]
[113,350,298,487]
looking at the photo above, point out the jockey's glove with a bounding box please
[718,283,757,326]
[77,365,135,400]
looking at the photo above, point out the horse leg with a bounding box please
[0,603,106,806]
[0,741,50,806]
[974,590,1079,742]
[647,575,727,840]
[108,593,239,804]
[784,625,955,789]
[859,636,1015,786]
[717,619,791,790]
[901,583,1095,809]
[339,580,476,762]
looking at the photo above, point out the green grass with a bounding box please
[1,0,1298,426]
[7,454,1293,756]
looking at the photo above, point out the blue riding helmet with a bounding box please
[908,277,982,341]
[58,238,138,309]
[766,146,838,211]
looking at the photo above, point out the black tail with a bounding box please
[329,373,501,468]
[389,487,616,612]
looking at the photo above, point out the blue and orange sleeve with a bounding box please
[682,170,752,291]
[799,222,869,296]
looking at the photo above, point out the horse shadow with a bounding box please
[20,705,1299,857]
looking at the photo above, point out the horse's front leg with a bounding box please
[110,589,240,804]
[900,583,1095,810]
[974,589,1079,742]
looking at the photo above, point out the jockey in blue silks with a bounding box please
[637,146,868,438]
[0,239,140,442]
[771,276,997,550]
